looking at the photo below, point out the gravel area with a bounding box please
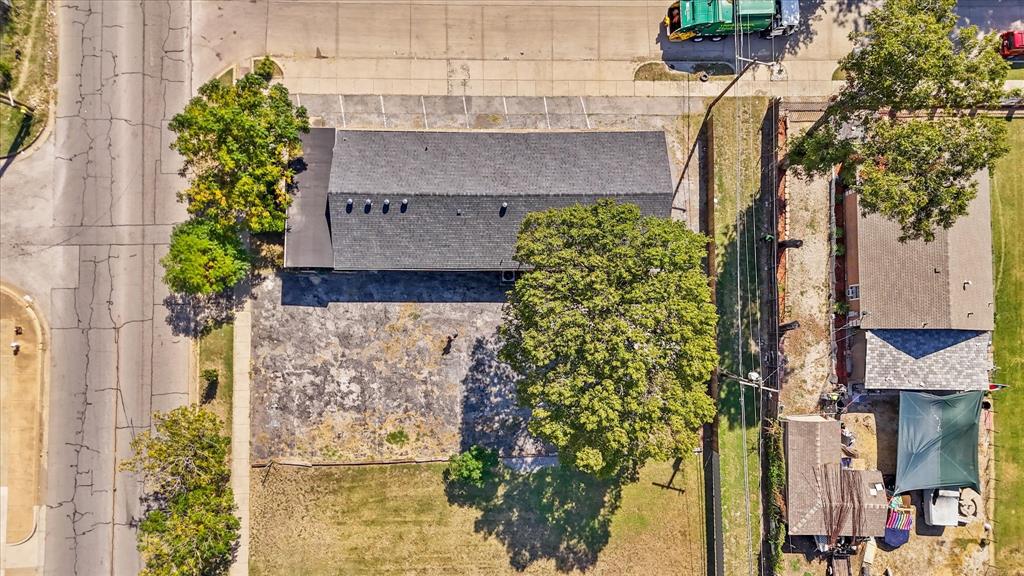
[779,163,833,415]
[250,271,546,463]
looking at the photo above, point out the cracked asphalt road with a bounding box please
[1,1,192,574]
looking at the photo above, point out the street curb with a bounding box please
[228,303,252,576]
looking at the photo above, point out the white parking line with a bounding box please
[380,95,387,128]
[579,96,592,129]
[339,95,346,128]
[421,96,429,129]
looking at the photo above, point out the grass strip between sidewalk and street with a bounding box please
[199,322,234,430]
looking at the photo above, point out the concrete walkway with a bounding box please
[229,305,252,576]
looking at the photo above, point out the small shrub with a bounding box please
[833,301,849,315]
[833,243,846,257]
[200,369,219,404]
[445,445,500,488]
[201,368,219,386]
[385,429,409,446]
[765,421,787,574]
[834,227,844,239]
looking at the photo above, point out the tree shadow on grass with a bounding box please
[450,336,619,572]
[447,465,622,573]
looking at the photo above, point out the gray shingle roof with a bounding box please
[854,172,994,331]
[284,128,335,268]
[784,416,888,537]
[863,329,992,391]
[323,130,674,271]
[329,130,673,198]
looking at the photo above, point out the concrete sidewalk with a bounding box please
[275,56,842,98]
[228,305,252,576]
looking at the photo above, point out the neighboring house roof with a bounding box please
[320,130,674,271]
[784,416,888,538]
[863,329,992,391]
[853,173,994,331]
[284,128,337,268]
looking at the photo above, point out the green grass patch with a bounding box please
[1007,62,1024,80]
[710,96,769,576]
[831,67,847,81]
[992,119,1024,572]
[634,61,734,81]
[0,0,56,156]
[198,323,234,429]
[0,103,36,154]
[251,459,706,575]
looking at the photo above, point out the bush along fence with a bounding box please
[765,420,787,574]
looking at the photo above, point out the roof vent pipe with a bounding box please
[384,199,390,206]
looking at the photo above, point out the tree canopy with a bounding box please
[122,406,237,576]
[500,200,718,479]
[169,57,309,233]
[789,0,1012,242]
[161,219,250,296]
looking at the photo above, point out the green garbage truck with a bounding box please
[664,0,799,42]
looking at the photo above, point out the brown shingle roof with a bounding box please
[854,172,994,331]
[784,416,888,537]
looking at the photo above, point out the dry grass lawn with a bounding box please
[251,459,706,576]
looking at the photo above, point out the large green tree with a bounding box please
[500,200,718,479]
[122,406,238,576]
[161,219,250,296]
[789,0,1012,242]
[169,57,309,233]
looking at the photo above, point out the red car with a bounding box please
[1000,30,1024,59]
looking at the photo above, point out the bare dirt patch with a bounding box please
[779,147,832,416]
[0,285,44,543]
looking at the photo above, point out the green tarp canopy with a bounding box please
[894,391,983,494]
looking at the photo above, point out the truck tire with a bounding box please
[692,36,704,42]
[709,36,725,42]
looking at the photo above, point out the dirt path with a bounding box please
[778,128,832,416]
[0,284,45,544]
[10,2,43,96]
